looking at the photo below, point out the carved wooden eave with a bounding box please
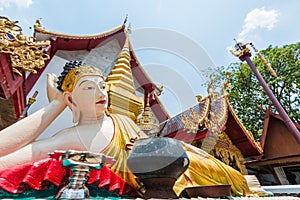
[0,54,23,129]
[226,101,263,156]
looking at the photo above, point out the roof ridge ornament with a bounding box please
[127,23,132,34]
[34,18,45,31]
[123,14,128,25]
[181,97,210,134]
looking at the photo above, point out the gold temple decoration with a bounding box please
[214,132,247,174]
[229,41,251,59]
[137,94,160,136]
[61,66,103,92]
[205,75,229,135]
[250,43,278,78]
[0,16,50,76]
[106,35,144,121]
[185,75,230,153]
[202,77,229,152]
[181,96,210,134]
[191,131,247,174]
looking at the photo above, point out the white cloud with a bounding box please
[0,0,32,9]
[238,7,279,41]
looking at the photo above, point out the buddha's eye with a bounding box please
[99,83,106,90]
[83,86,95,90]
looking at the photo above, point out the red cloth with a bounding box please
[0,153,137,196]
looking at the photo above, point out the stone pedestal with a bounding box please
[140,177,178,199]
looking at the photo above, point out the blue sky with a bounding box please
[1,0,299,116]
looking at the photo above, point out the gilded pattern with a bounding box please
[182,97,210,134]
[0,16,50,76]
[137,94,160,136]
[215,132,247,175]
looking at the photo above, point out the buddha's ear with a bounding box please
[64,92,79,123]
[64,92,73,109]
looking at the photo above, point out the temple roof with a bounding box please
[159,95,262,158]
[226,101,263,157]
[260,109,300,150]
[246,109,300,167]
[34,19,125,40]
[28,19,170,122]
[0,18,262,158]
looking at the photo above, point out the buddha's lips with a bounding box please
[96,100,106,104]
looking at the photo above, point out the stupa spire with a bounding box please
[106,34,143,121]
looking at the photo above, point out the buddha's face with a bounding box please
[67,75,108,119]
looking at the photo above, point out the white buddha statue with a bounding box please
[0,60,263,198]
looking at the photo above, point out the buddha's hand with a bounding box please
[47,73,65,105]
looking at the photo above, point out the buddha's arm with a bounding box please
[0,99,66,157]
[0,129,72,170]
[0,73,66,157]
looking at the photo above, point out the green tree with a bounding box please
[222,43,300,140]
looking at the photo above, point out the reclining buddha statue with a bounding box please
[0,60,261,198]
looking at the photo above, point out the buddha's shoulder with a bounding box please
[53,125,78,138]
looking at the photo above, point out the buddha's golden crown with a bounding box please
[61,66,103,92]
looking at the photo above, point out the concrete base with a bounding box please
[262,185,300,195]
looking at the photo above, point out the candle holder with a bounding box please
[55,150,115,199]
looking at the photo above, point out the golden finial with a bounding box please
[229,40,251,61]
[34,18,44,30]
[18,91,39,120]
